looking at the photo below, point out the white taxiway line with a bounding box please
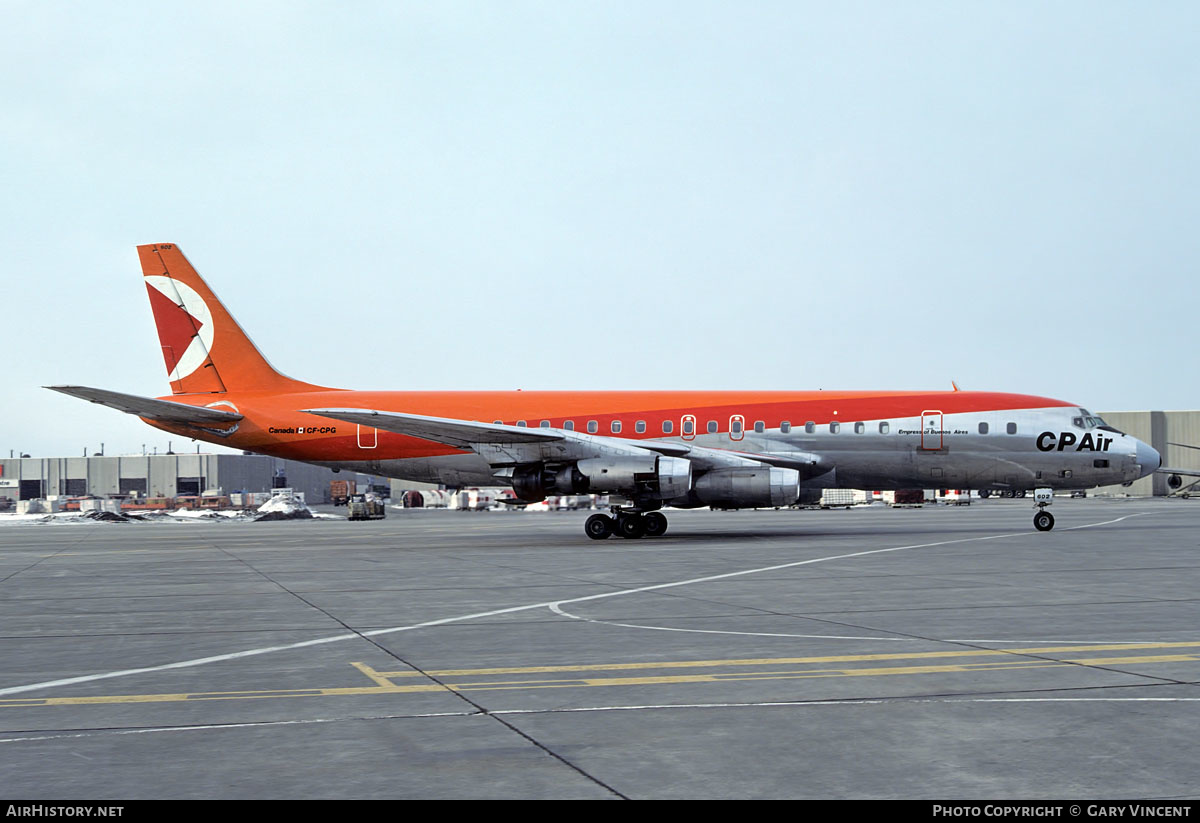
[547,602,911,641]
[2,694,1196,745]
[0,512,1151,698]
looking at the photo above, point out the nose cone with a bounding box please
[1135,439,1161,478]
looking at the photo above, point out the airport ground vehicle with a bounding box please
[48,244,1165,539]
[347,493,385,521]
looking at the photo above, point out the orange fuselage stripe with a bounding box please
[146,389,1075,462]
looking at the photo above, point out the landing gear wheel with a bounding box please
[1033,511,1055,532]
[642,511,668,537]
[585,514,613,540]
[616,514,645,539]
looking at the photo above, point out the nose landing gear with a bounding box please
[584,508,669,540]
[1032,488,1055,531]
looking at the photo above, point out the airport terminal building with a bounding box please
[0,452,381,506]
[1094,409,1200,497]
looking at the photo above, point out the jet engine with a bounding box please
[510,456,692,502]
[688,467,801,508]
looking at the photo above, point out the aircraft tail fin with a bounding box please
[138,244,328,395]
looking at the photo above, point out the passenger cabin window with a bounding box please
[540,420,551,428]
[564,420,574,431]
[682,419,694,435]
[879,422,889,434]
[979,422,989,435]
[635,420,646,433]
[611,421,622,433]
[854,422,865,434]
[780,421,791,433]
[663,420,674,434]
[731,419,743,435]
[493,420,502,425]
[1006,422,1017,435]
[805,421,816,434]
[754,421,765,433]
[830,422,841,434]
[517,420,527,427]
[587,420,598,434]
[707,420,718,434]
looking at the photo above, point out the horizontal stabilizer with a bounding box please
[45,385,243,426]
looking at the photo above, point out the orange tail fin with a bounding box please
[138,243,329,395]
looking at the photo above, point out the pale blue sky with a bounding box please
[3,2,1197,457]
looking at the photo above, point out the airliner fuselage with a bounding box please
[48,244,1162,539]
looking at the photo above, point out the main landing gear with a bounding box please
[585,508,669,540]
[1032,487,1055,532]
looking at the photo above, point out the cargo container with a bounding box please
[937,489,975,505]
[330,479,357,506]
[888,489,925,507]
[820,489,859,508]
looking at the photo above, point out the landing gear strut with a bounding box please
[584,508,669,540]
[1032,487,1055,531]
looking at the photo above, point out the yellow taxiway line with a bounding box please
[1,641,1197,710]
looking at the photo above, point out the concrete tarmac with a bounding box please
[0,498,1197,799]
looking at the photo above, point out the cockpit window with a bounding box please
[1078,412,1125,434]
[1074,411,1113,430]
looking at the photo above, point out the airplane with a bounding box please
[1163,444,1200,497]
[47,243,1163,539]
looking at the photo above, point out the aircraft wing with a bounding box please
[303,408,561,448]
[46,385,243,426]
[1161,443,1200,478]
[306,407,661,466]
[305,407,827,477]
[635,440,825,475]
[1159,468,1200,478]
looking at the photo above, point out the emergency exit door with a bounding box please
[920,410,943,451]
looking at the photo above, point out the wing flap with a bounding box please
[46,385,243,425]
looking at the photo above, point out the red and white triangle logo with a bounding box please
[143,276,215,381]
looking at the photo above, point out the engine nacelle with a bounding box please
[691,467,800,508]
[509,456,692,502]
